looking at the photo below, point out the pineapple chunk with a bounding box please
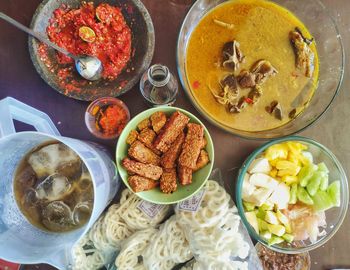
[282,175,298,185]
[269,169,278,178]
[286,141,308,154]
[265,144,288,161]
[287,152,301,166]
[276,160,301,177]
[277,166,301,177]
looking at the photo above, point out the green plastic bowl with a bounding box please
[116,106,214,204]
[236,136,349,254]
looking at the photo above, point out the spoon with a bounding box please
[0,12,102,81]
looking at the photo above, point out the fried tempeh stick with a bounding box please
[194,150,210,171]
[178,123,204,170]
[122,158,163,180]
[128,140,160,166]
[128,175,159,192]
[178,165,193,185]
[137,118,151,131]
[160,169,177,194]
[126,130,139,145]
[150,111,167,134]
[153,111,190,153]
[137,128,161,155]
[160,132,185,169]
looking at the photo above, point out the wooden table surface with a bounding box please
[0,0,349,269]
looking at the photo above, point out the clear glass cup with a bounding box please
[85,97,130,140]
[236,136,349,254]
[139,64,178,107]
[177,0,344,139]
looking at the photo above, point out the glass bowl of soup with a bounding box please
[177,0,344,139]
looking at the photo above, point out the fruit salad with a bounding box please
[242,141,341,246]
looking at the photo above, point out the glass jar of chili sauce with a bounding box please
[85,97,130,139]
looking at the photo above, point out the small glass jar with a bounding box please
[85,97,130,140]
[255,243,311,270]
[139,64,178,107]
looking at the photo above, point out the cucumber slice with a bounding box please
[268,235,285,245]
[289,183,298,204]
[318,162,329,173]
[297,187,314,205]
[327,181,341,207]
[319,172,329,191]
[312,190,334,211]
[299,164,318,187]
[306,171,322,196]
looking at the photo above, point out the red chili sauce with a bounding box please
[93,104,128,136]
[46,2,132,80]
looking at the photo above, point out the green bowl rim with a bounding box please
[235,135,349,254]
[116,106,215,204]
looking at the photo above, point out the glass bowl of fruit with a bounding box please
[236,136,348,254]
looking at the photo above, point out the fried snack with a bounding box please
[178,165,193,185]
[153,111,190,153]
[178,123,204,169]
[160,132,185,169]
[128,175,159,192]
[137,128,161,155]
[194,150,210,171]
[201,137,207,149]
[138,127,156,146]
[128,140,160,166]
[150,111,167,134]
[122,158,163,180]
[160,169,177,194]
[137,118,151,131]
[126,130,139,145]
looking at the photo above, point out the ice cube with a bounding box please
[42,201,73,231]
[28,143,81,179]
[23,188,39,207]
[16,166,37,188]
[72,201,93,225]
[28,143,61,178]
[36,173,72,201]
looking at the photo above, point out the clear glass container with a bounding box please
[85,97,130,140]
[236,136,349,254]
[140,64,178,107]
[177,0,344,139]
[255,243,311,270]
